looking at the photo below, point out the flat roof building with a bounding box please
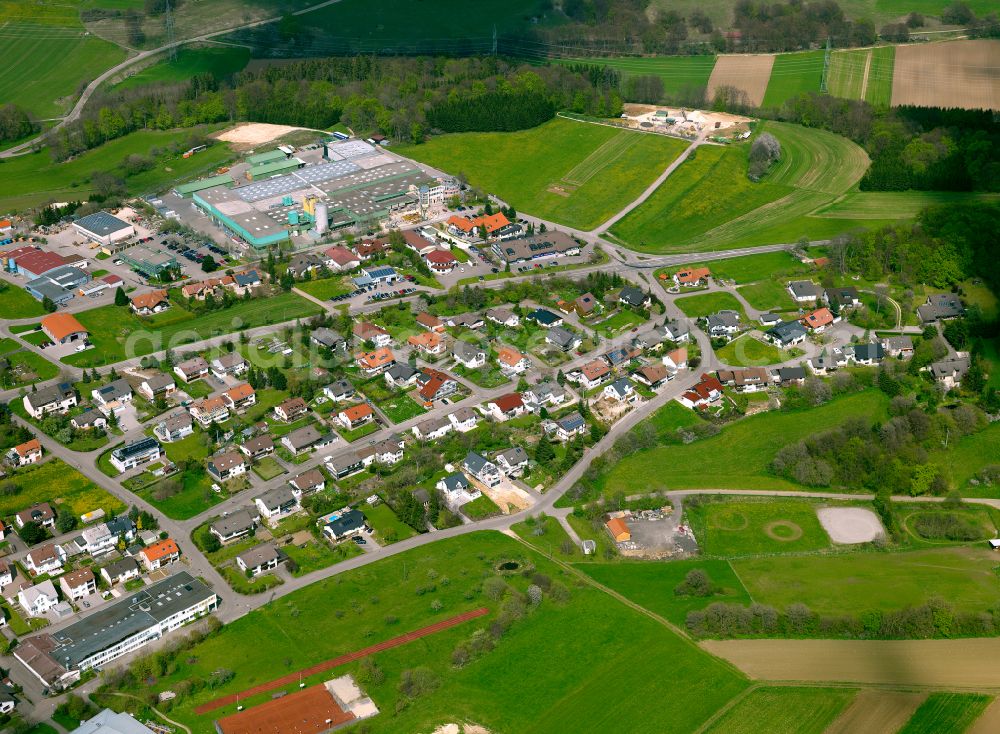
[72,212,135,247]
[120,246,177,277]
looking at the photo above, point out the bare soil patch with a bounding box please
[824,689,926,734]
[214,123,314,147]
[892,40,1000,111]
[764,520,803,541]
[706,55,775,107]
[702,638,1000,688]
[817,507,884,544]
[967,696,1000,734]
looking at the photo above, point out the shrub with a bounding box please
[674,568,719,597]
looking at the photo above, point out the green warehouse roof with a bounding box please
[174,174,234,197]
[248,158,303,180]
[246,149,288,165]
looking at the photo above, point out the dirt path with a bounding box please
[859,50,873,102]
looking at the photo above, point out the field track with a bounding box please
[194,607,489,713]
[562,131,637,186]
[707,54,774,107]
[824,690,926,734]
[892,39,1000,111]
[702,637,1000,688]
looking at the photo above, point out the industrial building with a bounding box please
[72,212,135,247]
[492,231,582,265]
[25,265,90,304]
[189,140,440,249]
[14,572,217,690]
[120,246,177,278]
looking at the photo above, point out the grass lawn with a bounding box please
[595,309,646,338]
[251,456,285,480]
[336,421,379,442]
[675,291,746,320]
[512,514,584,561]
[734,546,1000,616]
[932,423,1000,494]
[579,559,752,626]
[0,283,47,318]
[20,330,53,346]
[661,250,807,285]
[715,334,790,366]
[365,502,418,544]
[140,465,222,520]
[649,400,705,434]
[283,537,361,575]
[762,51,826,108]
[0,459,126,518]
[162,432,211,464]
[61,293,321,367]
[703,686,856,734]
[592,390,889,498]
[221,565,284,595]
[296,276,352,300]
[25,724,59,734]
[378,394,426,424]
[396,117,689,230]
[558,55,717,96]
[3,349,60,385]
[462,493,503,519]
[686,497,834,557]
[0,338,19,355]
[897,693,992,734]
[738,280,797,312]
[180,379,214,399]
[114,46,250,90]
[112,532,749,734]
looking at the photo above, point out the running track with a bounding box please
[195,607,490,714]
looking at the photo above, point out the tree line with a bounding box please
[0,103,39,144]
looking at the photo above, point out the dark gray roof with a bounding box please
[312,327,345,348]
[453,340,485,361]
[608,377,633,395]
[210,509,255,537]
[237,543,279,569]
[386,363,419,382]
[111,436,160,462]
[439,472,468,491]
[528,308,560,326]
[101,556,138,579]
[283,424,322,450]
[463,451,494,475]
[95,378,132,402]
[497,446,528,466]
[930,355,970,379]
[26,382,74,410]
[557,411,586,431]
[618,286,648,307]
[767,320,807,344]
[777,366,806,381]
[255,485,296,511]
[74,211,131,236]
[852,342,884,362]
[325,509,366,537]
[706,311,741,329]
[788,280,822,298]
[546,325,579,348]
[73,408,105,427]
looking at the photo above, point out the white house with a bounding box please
[254,486,300,526]
[603,377,636,403]
[25,544,64,576]
[18,580,59,616]
[236,543,280,577]
[59,569,97,601]
[452,341,487,369]
[462,451,502,488]
[23,383,77,419]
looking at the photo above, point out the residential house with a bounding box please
[59,569,96,602]
[223,383,256,411]
[323,246,360,271]
[173,357,209,383]
[100,557,139,586]
[554,412,586,441]
[882,336,915,358]
[448,407,479,432]
[717,367,771,393]
[25,544,63,576]
[425,249,458,274]
[774,366,807,387]
[206,451,248,481]
[759,312,782,327]
[918,293,964,323]
[677,374,724,409]
[603,346,640,368]
[354,238,388,261]
[153,412,194,443]
[6,438,42,467]
[412,415,452,441]
[546,326,581,352]
[286,253,322,278]
[323,378,356,401]
[809,346,849,375]
[436,472,480,505]
[110,437,161,473]
[209,509,257,543]
[372,436,405,464]
[0,560,12,589]
[802,307,837,332]
[662,319,690,343]
[311,328,346,351]
[289,470,325,499]
[408,331,446,356]
[139,539,180,571]
[91,378,133,411]
[446,212,520,241]
[497,346,531,375]
[138,372,175,401]
[18,580,58,616]
[444,312,484,330]
[15,503,55,530]
[189,396,230,427]
[416,312,445,332]
[603,377,636,402]
[632,326,668,353]
[787,280,823,303]
[704,311,741,339]
[573,292,599,316]
[765,320,808,348]
[325,452,365,480]
[240,434,275,460]
[282,424,330,455]
[824,286,860,310]
[663,347,688,371]
[632,363,670,388]
[71,409,107,431]
[231,269,262,294]
[129,289,169,315]
[462,451,502,488]
[78,522,119,556]
[353,321,392,347]
[930,355,970,391]
[453,340,487,368]
[526,308,562,328]
[336,404,374,431]
[486,307,520,328]
[355,347,395,375]
[210,353,247,380]
[236,544,280,577]
[495,447,529,477]
[274,397,308,422]
[618,286,651,309]
[521,381,567,411]
[402,230,436,255]
[850,342,884,366]
[485,393,526,422]
[578,359,612,390]
[254,486,300,525]
[416,367,458,403]
[322,510,368,542]
[384,363,420,388]
[673,267,710,287]
[23,382,77,419]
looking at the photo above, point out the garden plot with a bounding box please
[817,507,884,544]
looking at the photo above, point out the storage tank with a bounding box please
[288,210,300,226]
[282,195,294,206]
[315,202,329,234]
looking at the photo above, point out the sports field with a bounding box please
[762,51,825,108]
[560,56,718,97]
[703,686,856,734]
[395,117,688,230]
[0,3,126,118]
[115,46,251,90]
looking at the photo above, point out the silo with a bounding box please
[314,202,329,234]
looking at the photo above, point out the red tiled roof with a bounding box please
[141,538,179,562]
[130,289,169,310]
[425,249,457,265]
[491,393,524,413]
[340,404,373,423]
[41,313,87,341]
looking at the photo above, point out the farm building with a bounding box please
[72,212,135,247]
[606,517,631,542]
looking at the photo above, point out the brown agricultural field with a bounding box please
[701,638,1000,688]
[892,40,1000,111]
[706,54,775,107]
[968,697,1000,734]
[824,690,927,734]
